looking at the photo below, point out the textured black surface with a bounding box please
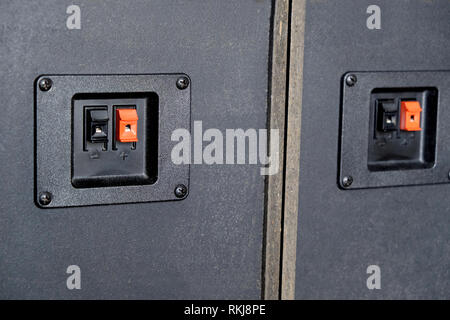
[296,0,450,299]
[37,74,189,207]
[0,0,271,298]
[340,71,447,189]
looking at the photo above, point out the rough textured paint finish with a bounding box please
[296,0,450,299]
[0,0,272,299]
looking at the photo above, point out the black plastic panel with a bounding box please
[72,94,159,188]
[368,88,437,171]
[36,74,190,207]
[340,71,450,189]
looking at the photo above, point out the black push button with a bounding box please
[87,109,109,143]
[376,99,398,132]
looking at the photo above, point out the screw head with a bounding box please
[345,74,357,87]
[342,176,353,188]
[38,192,52,206]
[174,184,188,198]
[38,78,53,91]
[176,76,189,90]
[447,170,450,180]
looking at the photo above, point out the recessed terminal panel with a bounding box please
[72,94,158,188]
[339,71,450,189]
[36,74,190,207]
[368,87,437,171]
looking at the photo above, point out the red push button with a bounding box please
[400,101,422,131]
[116,108,138,142]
